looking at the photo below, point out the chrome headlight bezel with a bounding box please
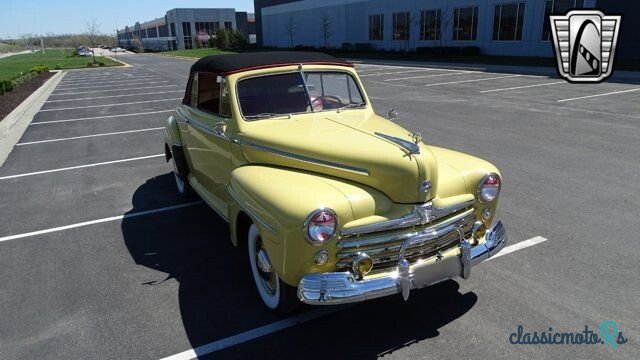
[303,208,338,245]
[477,173,501,203]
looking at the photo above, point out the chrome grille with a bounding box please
[336,209,475,271]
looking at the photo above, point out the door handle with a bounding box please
[213,121,226,136]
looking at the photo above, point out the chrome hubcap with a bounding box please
[255,237,277,295]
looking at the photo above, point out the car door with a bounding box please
[182,72,232,217]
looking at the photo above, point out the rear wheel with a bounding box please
[171,156,190,196]
[247,224,299,313]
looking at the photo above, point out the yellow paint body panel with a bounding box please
[164,63,503,287]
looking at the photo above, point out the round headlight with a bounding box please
[304,209,337,244]
[477,173,501,203]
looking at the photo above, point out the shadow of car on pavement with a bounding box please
[122,174,478,359]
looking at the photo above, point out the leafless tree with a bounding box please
[320,13,333,48]
[86,18,99,63]
[283,16,297,48]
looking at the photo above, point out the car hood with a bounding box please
[238,111,438,204]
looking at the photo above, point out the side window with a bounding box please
[189,73,198,107]
[220,77,231,117]
[197,72,221,114]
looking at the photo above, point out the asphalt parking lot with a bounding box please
[1,54,638,360]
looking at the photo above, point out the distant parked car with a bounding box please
[111,47,125,53]
[78,50,93,57]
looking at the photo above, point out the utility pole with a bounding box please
[40,37,44,54]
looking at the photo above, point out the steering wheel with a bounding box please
[312,95,343,110]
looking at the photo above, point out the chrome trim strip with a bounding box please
[239,140,370,176]
[374,132,420,154]
[338,208,474,250]
[188,117,229,141]
[227,185,278,235]
[297,220,506,305]
[340,199,474,237]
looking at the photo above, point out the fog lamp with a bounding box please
[352,253,373,277]
[472,221,487,241]
[482,208,492,221]
[314,250,329,266]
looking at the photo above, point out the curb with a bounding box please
[103,55,132,67]
[0,70,66,167]
[152,54,200,61]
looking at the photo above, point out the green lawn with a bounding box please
[0,42,26,54]
[161,48,234,59]
[0,49,121,81]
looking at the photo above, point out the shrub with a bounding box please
[294,45,314,51]
[461,46,481,56]
[98,62,105,66]
[30,65,50,74]
[229,29,249,50]
[214,28,230,50]
[87,62,94,67]
[1,80,15,94]
[54,64,62,70]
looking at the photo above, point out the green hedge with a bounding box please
[0,65,49,95]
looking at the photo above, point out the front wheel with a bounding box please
[247,224,299,313]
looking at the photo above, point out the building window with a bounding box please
[393,12,410,40]
[195,22,216,35]
[182,22,193,49]
[369,14,384,41]
[170,23,176,37]
[420,9,441,41]
[493,3,526,41]
[224,22,233,31]
[542,0,584,40]
[453,6,479,41]
[158,25,168,37]
[147,27,158,38]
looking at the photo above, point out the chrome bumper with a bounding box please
[297,221,506,305]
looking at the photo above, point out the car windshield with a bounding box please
[237,71,365,120]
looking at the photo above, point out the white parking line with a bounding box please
[487,236,548,260]
[0,154,164,180]
[57,76,160,86]
[49,84,182,96]
[385,71,473,81]
[359,69,443,77]
[45,90,184,103]
[481,81,566,93]
[424,75,521,87]
[160,235,548,360]
[16,127,164,146]
[40,98,182,112]
[30,110,174,125]
[0,202,202,243]
[159,307,343,360]
[557,87,640,102]
[53,80,172,91]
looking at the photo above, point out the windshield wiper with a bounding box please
[337,103,366,113]
[244,113,291,119]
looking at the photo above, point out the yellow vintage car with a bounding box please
[164,52,506,313]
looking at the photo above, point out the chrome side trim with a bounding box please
[374,132,420,154]
[340,199,475,237]
[188,117,229,141]
[239,140,370,176]
[227,185,278,235]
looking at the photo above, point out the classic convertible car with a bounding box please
[164,52,506,313]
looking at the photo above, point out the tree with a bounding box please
[283,16,297,48]
[320,13,333,48]
[86,18,99,63]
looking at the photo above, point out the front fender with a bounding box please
[164,114,181,150]
[227,165,354,286]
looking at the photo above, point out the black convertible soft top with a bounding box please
[189,51,352,75]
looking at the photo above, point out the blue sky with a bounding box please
[0,0,254,39]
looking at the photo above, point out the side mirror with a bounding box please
[387,108,398,120]
[213,121,227,136]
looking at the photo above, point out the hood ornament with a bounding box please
[412,131,422,145]
[374,132,420,155]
